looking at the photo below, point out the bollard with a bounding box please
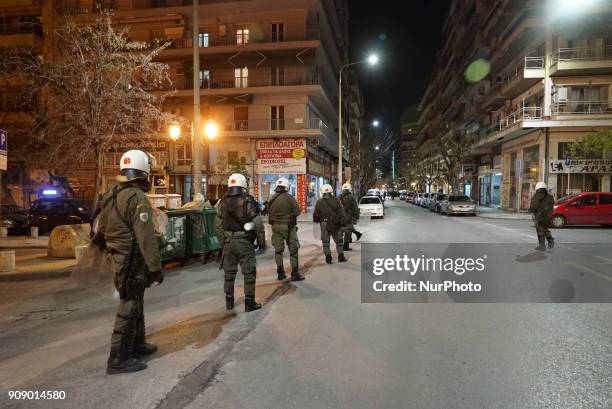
[75,244,88,262]
[0,250,16,273]
[0,227,7,238]
[30,226,39,238]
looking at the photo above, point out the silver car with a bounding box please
[440,195,477,216]
[429,193,447,212]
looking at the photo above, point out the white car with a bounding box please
[359,195,385,218]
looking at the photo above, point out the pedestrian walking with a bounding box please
[266,177,304,281]
[94,150,163,375]
[215,173,263,312]
[528,181,555,251]
[340,182,362,250]
[313,184,347,264]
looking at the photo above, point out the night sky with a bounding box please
[348,0,450,132]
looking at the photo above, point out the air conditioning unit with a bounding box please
[294,117,304,124]
[554,87,568,103]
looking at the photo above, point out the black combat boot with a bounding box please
[325,254,333,264]
[343,243,352,251]
[535,235,546,251]
[245,296,262,312]
[291,268,305,282]
[133,342,157,358]
[107,357,147,375]
[547,237,555,250]
[226,294,235,310]
[277,266,287,281]
[338,253,348,262]
[355,231,363,241]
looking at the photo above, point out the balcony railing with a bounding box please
[551,100,612,115]
[552,45,612,63]
[499,106,542,130]
[524,56,544,69]
[0,22,42,36]
[0,92,40,112]
[181,71,319,90]
[224,117,328,132]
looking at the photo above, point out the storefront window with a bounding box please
[509,151,517,209]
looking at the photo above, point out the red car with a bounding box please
[552,192,612,228]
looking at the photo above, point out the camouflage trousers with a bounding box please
[271,224,299,270]
[535,221,553,242]
[342,220,359,244]
[223,233,257,297]
[320,221,343,256]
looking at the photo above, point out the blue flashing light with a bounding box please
[42,189,58,196]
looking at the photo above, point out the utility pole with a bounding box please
[392,150,395,185]
[192,0,203,196]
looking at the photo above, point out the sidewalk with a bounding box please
[0,248,75,281]
[476,206,532,220]
[0,236,49,249]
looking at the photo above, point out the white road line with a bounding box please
[565,261,612,283]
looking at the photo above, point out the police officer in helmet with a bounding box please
[266,177,304,281]
[215,173,262,312]
[529,181,555,251]
[313,184,347,264]
[340,182,362,251]
[96,149,163,375]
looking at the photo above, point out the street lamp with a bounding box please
[168,118,218,197]
[372,120,380,127]
[337,53,379,193]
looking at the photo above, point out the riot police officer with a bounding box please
[215,173,262,312]
[266,177,304,281]
[340,182,361,251]
[96,149,163,375]
[313,184,347,264]
[529,181,555,251]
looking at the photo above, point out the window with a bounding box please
[270,66,284,86]
[198,32,209,48]
[228,151,239,165]
[579,194,597,206]
[199,69,210,88]
[272,23,284,42]
[271,106,285,130]
[234,67,248,88]
[600,194,612,205]
[218,24,226,37]
[176,143,192,166]
[234,106,248,130]
[236,28,249,45]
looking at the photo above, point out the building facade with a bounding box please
[1,0,355,211]
[416,0,612,210]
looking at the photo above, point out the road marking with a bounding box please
[565,261,612,283]
[521,233,538,240]
[593,255,612,264]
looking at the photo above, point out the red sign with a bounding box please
[297,174,307,213]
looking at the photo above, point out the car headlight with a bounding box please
[451,206,459,211]
[2,219,14,227]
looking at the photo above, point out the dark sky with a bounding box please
[348,0,450,132]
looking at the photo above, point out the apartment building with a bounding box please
[417,0,612,210]
[0,0,354,210]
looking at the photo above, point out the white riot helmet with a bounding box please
[320,184,333,195]
[119,150,154,181]
[228,173,247,189]
[535,181,547,191]
[342,182,352,192]
[275,177,289,192]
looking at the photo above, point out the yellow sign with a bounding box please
[292,148,305,160]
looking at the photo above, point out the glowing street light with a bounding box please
[372,120,380,127]
[169,121,181,142]
[204,119,219,140]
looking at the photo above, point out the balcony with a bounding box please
[0,91,40,113]
[550,45,612,76]
[221,117,332,140]
[474,106,542,148]
[551,100,612,117]
[481,83,505,110]
[172,70,320,92]
[0,22,42,47]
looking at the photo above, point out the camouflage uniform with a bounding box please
[267,191,301,276]
[215,190,261,310]
[529,188,555,249]
[340,190,360,248]
[313,195,347,263]
[97,183,163,370]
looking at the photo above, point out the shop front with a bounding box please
[306,150,334,208]
[500,132,543,210]
[549,158,612,197]
[254,139,308,212]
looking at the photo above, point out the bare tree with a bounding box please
[357,126,396,196]
[434,131,474,193]
[0,12,172,203]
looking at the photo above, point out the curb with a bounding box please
[0,268,72,282]
[0,246,48,250]
[476,214,532,220]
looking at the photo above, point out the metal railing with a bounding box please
[499,106,542,130]
[524,56,544,69]
[224,117,327,132]
[0,22,42,36]
[0,92,40,112]
[182,71,319,90]
[553,45,612,63]
[165,30,319,49]
[551,100,611,115]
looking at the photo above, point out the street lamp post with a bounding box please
[337,54,378,193]
[169,118,218,199]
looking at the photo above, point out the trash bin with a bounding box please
[203,207,221,252]
[160,209,189,262]
[185,210,208,257]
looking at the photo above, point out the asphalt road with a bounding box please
[1,201,611,409]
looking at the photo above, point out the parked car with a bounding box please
[429,193,448,213]
[552,192,612,228]
[405,192,415,203]
[1,204,29,235]
[421,193,432,207]
[28,197,93,235]
[440,195,477,216]
[359,195,385,219]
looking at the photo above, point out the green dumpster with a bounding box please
[185,210,208,257]
[203,207,221,252]
[160,209,189,262]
